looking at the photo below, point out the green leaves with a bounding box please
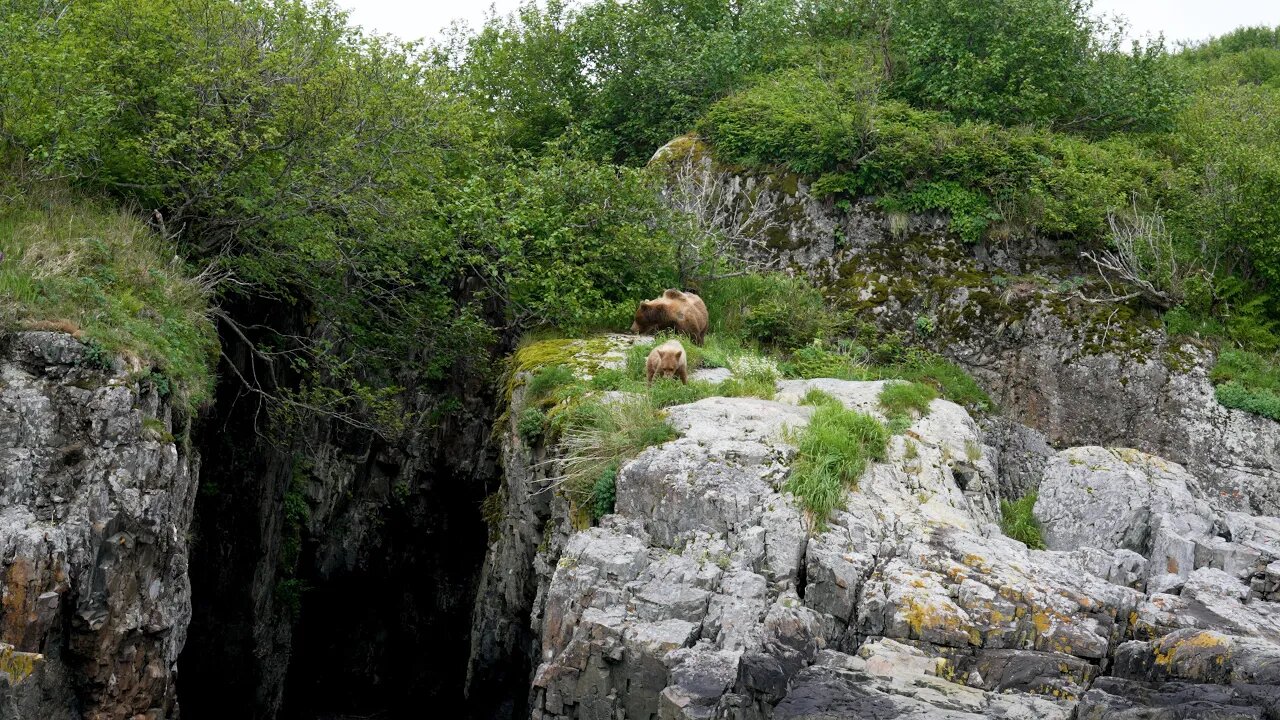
[451,146,679,334]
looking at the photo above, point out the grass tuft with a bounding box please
[1000,492,1046,549]
[556,396,677,512]
[0,174,216,410]
[878,381,938,420]
[785,401,889,526]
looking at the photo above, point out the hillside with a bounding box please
[0,0,1278,718]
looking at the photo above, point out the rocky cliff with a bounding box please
[179,309,495,719]
[0,332,198,720]
[654,136,1280,517]
[471,336,1280,719]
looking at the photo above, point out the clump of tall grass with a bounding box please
[0,173,216,409]
[785,398,889,526]
[1000,492,1046,549]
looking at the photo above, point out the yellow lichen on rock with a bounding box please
[0,643,42,686]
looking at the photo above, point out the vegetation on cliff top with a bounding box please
[3,0,1278,434]
[0,167,217,408]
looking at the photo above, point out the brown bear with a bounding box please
[630,289,708,345]
[645,339,688,385]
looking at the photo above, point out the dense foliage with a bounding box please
[2,0,1278,429]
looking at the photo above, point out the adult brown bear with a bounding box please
[630,289,708,345]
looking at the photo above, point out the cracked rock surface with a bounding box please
[478,338,1280,719]
[0,332,197,720]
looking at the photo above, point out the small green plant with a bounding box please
[526,364,576,403]
[914,314,935,335]
[878,381,938,423]
[965,439,982,462]
[785,402,889,525]
[140,417,175,443]
[800,388,841,407]
[517,407,547,445]
[1000,492,1046,549]
[274,578,308,621]
[591,463,619,520]
[904,439,919,460]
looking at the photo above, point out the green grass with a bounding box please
[1000,492,1046,549]
[0,174,216,410]
[697,273,842,348]
[556,395,678,513]
[878,381,938,419]
[1211,349,1280,421]
[781,341,993,413]
[785,401,889,525]
[526,364,578,403]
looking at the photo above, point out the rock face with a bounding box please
[0,332,198,719]
[474,337,1280,719]
[653,137,1280,517]
[179,312,494,719]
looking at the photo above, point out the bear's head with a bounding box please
[631,300,668,334]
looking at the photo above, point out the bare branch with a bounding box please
[1080,199,1185,310]
[663,149,784,286]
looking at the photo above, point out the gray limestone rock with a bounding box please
[0,332,198,719]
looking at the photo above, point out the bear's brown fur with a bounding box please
[645,339,688,385]
[630,289,708,345]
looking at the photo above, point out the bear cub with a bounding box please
[646,339,688,385]
[631,289,708,345]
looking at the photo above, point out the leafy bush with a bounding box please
[590,464,619,520]
[1000,493,1046,549]
[1215,382,1280,422]
[786,401,889,525]
[892,0,1183,131]
[517,407,547,445]
[1211,349,1280,421]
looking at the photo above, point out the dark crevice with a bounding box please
[178,293,501,719]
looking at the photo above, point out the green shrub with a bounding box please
[590,463,619,520]
[785,402,889,525]
[1215,382,1280,421]
[1212,348,1280,421]
[698,273,841,347]
[1000,493,1046,549]
[517,407,547,445]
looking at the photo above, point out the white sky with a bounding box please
[340,0,1277,47]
